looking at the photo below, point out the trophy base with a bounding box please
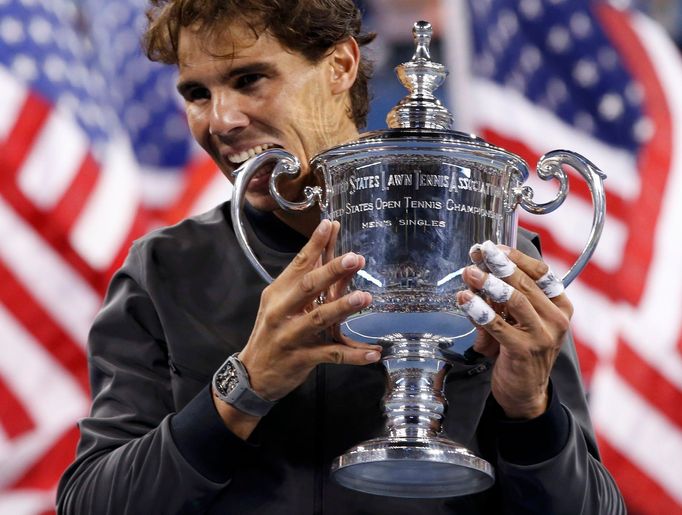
[330,435,494,498]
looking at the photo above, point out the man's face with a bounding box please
[177,22,358,212]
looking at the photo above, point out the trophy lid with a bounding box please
[386,21,454,131]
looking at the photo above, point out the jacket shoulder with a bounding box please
[517,227,541,258]
[134,202,230,251]
[124,202,233,286]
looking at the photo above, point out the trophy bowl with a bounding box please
[230,21,605,498]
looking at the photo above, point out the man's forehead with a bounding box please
[177,22,277,66]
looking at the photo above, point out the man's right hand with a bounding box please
[217,219,380,430]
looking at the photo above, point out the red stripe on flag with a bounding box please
[10,425,80,490]
[0,372,35,439]
[50,154,100,235]
[161,155,219,225]
[597,5,673,306]
[614,338,682,430]
[0,261,89,393]
[598,434,682,514]
[0,92,51,179]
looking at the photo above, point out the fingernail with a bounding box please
[365,351,381,362]
[342,253,358,269]
[349,291,365,306]
[317,219,331,235]
[469,243,483,263]
[467,266,484,281]
[469,243,490,272]
[456,290,474,305]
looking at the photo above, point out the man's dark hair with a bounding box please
[143,0,375,128]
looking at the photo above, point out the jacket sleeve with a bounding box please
[56,245,249,514]
[491,231,625,514]
[492,336,626,514]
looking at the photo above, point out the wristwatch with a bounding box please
[212,353,277,417]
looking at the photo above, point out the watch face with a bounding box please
[216,363,238,396]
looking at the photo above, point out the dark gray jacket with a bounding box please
[57,202,624,514]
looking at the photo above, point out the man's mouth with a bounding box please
[227,143,278,165]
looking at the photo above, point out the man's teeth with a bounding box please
[228,144,275,164]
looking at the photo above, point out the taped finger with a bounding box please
[481,240,516,278]
[457,291,496,326]
[536,269,565,299]
[481,273,515,303]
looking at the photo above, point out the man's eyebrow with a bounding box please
[176,62,278,94]
[226,62,278,78]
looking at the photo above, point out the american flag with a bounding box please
[447,0,682,512]
[0,0,226,512]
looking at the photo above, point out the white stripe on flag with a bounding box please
[0,490,56,515]
[70,133,140,270]
[0,67,27,142]
[139,164,186,208]
[591,366,682,504]
[0,198,100,345]
[0,304,88,430]
[17,105,88,209]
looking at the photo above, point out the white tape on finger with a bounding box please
[482,274,515,303]
[458,294,496,326]
[481,240,516,278]
[536,269,565,299]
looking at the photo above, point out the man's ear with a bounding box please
[329,37,360,95]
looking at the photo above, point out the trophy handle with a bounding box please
[516,150,607,287]
[231,148,325,284]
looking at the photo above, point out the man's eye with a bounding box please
[236,74,264,89]
[185,87,210,102]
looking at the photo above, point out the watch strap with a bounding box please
[212,353,277,417]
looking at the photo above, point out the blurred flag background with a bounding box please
[0,0,680,513]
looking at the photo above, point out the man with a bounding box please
[57,0,624,513]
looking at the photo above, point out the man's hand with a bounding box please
[238,218,381,402]
[457,242,573,420]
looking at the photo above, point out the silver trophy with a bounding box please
[231,21,605,498]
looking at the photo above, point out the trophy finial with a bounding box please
[412,20,432,61]
[387,21,454,130]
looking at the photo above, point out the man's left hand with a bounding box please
[457,243,574,420]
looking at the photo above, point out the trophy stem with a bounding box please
[382,335,449,440]
[330,333,495,498]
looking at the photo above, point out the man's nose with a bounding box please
[209,92,249,136]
